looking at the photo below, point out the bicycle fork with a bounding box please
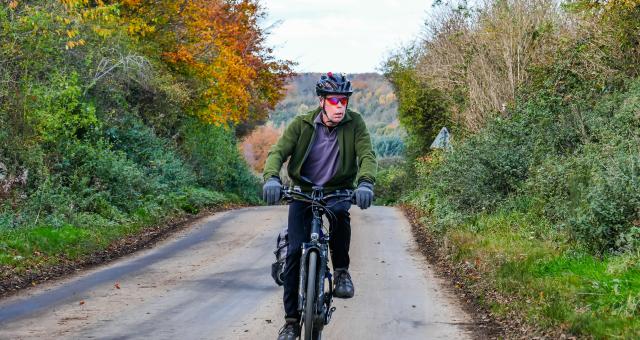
[298,244,333,326]
[298,214,323,313]
[299,247,334,327]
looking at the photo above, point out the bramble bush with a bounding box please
[410,77,640,253]
[428,117,532,214]
[180,118,261,203]
[103,115,197,192]
[373,159,408,206]
[372,134,405,159]
[388,0,640,254]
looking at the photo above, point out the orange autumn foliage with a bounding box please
[59,0,293,126]
[118,0,294,125]
[240,124,283,173]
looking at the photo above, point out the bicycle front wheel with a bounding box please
[303,250,318,340]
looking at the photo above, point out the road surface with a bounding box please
[0,206,473,339]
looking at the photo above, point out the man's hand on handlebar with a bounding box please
[354,181,374,209]
[262,177,282,205]
[265,182,373,209]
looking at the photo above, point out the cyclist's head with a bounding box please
[316,72,353,126]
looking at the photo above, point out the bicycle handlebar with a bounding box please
[280,186,355,205]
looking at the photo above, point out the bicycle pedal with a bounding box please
[325,306,337,325]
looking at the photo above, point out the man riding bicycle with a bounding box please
[262,72,377,340]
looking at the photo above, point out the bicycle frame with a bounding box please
[281,186,354,337]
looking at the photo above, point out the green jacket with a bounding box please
[263,107,377,192]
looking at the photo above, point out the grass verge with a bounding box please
[0,188,242,297]
[403,204,640,339]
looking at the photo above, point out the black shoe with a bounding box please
[277,319,300,340]
[333,268,355,298]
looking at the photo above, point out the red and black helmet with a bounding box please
[315,72,353,97]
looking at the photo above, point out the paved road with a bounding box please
[0,206,473,339]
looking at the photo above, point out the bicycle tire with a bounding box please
[303,251,318,340]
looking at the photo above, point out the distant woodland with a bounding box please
[241,73,405,172]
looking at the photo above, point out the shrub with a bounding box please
[372,134,405,158]
[429,116,532,214]
[180,118,260,202]
[570,146,640,253]
[374,161,409,205]
[400,67,640,253]
[103,114,196,192]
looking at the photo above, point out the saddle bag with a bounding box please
[271,227,288,286]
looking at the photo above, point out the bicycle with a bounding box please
[280,185,355,340]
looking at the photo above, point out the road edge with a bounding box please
[401,204,507,340]
[0,203,249,300]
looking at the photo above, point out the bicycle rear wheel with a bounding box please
[303,251,318,340]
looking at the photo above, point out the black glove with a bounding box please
[262,177,282,205]
[354,181,374,209]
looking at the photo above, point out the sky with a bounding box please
[260,0,433,74]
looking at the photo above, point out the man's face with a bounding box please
[320,95,348,126]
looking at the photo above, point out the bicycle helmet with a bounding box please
[315,72,353,97]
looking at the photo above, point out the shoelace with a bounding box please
[336,270,351,284]
[278,323,296,335]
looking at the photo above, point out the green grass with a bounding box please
[414,203,640,339]
[530,252,640,337]
[0,188,236,276]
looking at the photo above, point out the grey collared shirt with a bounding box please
[300,112,340,186]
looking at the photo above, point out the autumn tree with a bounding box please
[117,0,293,125]
[240,124,282,173]
[57,0,293,126]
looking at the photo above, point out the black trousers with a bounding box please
[283,198,352,320]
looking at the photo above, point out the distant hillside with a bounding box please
[240,73,404,173]
[269,73,400,135]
